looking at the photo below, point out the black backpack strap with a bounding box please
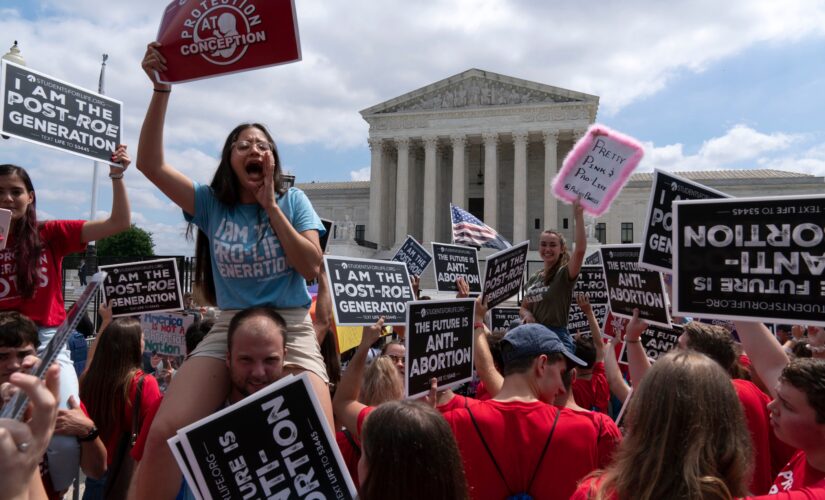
[525,408,561,493]
[342,429,361,455]
[466,405,513,495]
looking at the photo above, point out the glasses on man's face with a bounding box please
[386,354,405,364]
[233,140,273,153]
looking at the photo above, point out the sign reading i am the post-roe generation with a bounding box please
[601,245,671,327]
[392,235,433,277]
[673,195,825,327]
[405,299,475,399]
[432,243,482,293]
[99,259,183,317]
[482,241,529,308]
[1,61,123,165]
[174,373,357,500]
[640,170,728,273]
[324,256,414,326]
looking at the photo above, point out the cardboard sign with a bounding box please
[99,259,183,317]
[432,243,481,293]
[319,218,333,253]
[551,124,644,216]
[673,195,825,327]
[568,304,608,336]
[324,256,414,326]
[405,300,475,399]
[173,373,356,500]
[600,245,671,327]
[482,241,529,308]
[618,323,681,364]
[1,61,123,165]
[490,307,521,332]
[392,235,433,277]
[141,312,196,356]
[640,170,728,273]
[155,0,301,84]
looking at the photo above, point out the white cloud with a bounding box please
[639,124,804,172]
[350,167,370,181]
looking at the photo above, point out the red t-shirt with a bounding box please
[0,220,86,326]
[335,430,361,486]
[100,371,162,466]
[572,361,610,414]
[475,381,493,401]
[436,394,480,414]
[733,378,777,495]
[443,400,604,500]
[565,407,622,469]
[769,451,825,494]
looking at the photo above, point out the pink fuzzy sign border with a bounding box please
[551,124,644,216]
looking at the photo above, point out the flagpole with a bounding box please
[84,53,108,283]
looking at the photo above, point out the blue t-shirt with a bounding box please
[184,183,324,310]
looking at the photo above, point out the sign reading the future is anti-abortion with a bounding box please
[600,245,671,328]
[405,299,475,399]
[155,0,301,83]
[490,307,521,332]
[172,373,357,500]
[673,195,825,327]
[639,170,728,273]
[392,235,433,277]
[324,256,414,326]
[617,322,682,365]
[551,125,644,216]
[1,61,123,165]
[432,243,482,293]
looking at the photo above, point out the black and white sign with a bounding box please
[640,170,728,273]
[584,251,602,266]
[618,323,681,365]
[574,266,609,305]
[490,307,521,332]
[392,235,433,277]
[673,195,825,327]
[601,245,671,327]
[324,256,414,326]
[482,241,529,308]
[568,304,608,336]
[174,374,356,500]
[1,61,123,165]
[405,300,475,399]
[99,259,183,317]
[319,218,333,253]
[432,243,481,293]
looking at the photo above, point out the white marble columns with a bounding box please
[422,136,438,242]
[367,138,383,244]
[394,137,410,243]
[482,132,499,229]
[543,130,559,232]
[451,135,467,210]
[512,130,528,242]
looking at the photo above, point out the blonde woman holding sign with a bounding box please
[520,197,586,351]
[133,43,329,499]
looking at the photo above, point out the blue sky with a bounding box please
[1,0,824,255]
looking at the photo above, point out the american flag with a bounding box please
[451,204,511,250]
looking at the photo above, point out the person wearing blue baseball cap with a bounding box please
[442,296,610,500]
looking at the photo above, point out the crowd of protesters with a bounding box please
[1,40,824,500]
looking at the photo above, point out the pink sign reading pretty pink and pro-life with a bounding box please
[551,124,644,216]
[154,0,301,84]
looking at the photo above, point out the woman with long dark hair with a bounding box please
[79,317,162,499]
[0,147,131,493]
[572,350,753,500]
[519,198,586,351]
[132,43,328,498]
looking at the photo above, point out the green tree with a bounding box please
[95,224,155,257]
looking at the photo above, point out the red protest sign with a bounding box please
[155,0,301,84]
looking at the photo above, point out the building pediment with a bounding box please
[360,68,598,117]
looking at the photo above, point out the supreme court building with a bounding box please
[299,69,824,261]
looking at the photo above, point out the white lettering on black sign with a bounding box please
[1,61,123,164]
[175,374,357,500]
[392,235,433,277]
[482,241,529,308]
[618,322,682,365]
[405,300,475,399]
[673,195,825,327]
[490,307,521,332]
[324,256,413,326]
[99,259,183,317]
[601,245,671,327]
[639,170,728,273]
[432,243,481,293]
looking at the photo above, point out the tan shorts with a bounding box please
[189,307,329,383]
